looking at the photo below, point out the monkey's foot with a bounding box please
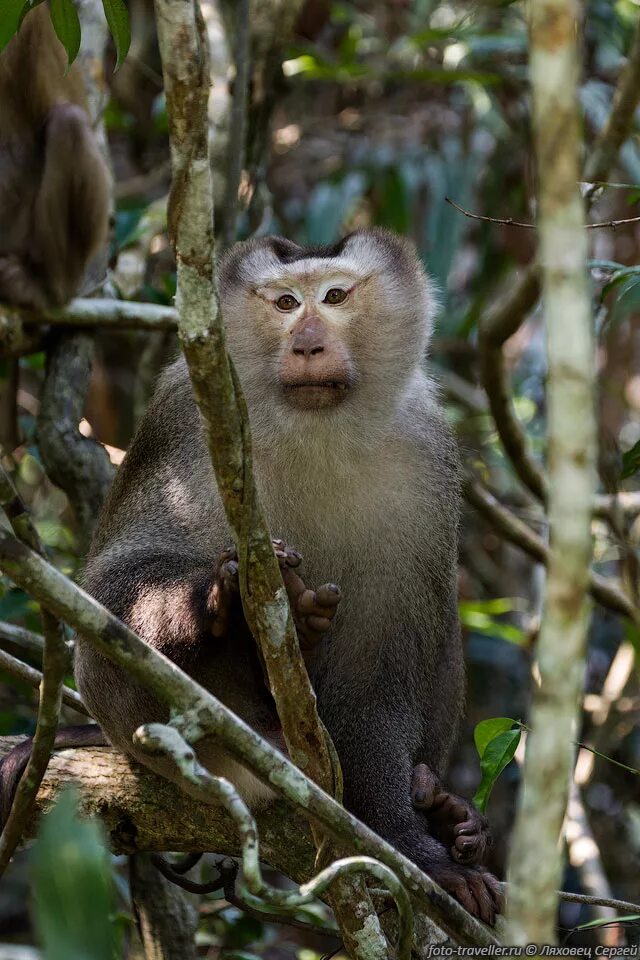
[411,763,491,866]
[272,540,341,650]
[430,862,503,926]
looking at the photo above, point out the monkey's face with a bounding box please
[218,230,434,424]
[254,269,361,410]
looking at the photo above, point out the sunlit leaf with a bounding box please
[473,727,521,813]
[459,599,526,644]
[102,0,130,69]
[474,716,517,757]
[49,0,80,66]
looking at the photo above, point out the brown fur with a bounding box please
[0,4,111,308]
[75,230,501,922]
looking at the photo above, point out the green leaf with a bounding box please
[31,788,118,960]
[474,717,517,757]
[49,0,80,66]
[0,0,29,53]
[472,726,521,814]
[612,275,640,321]
[576,914,640,931]
[102,0,130,69]
[459,598,526,645]
[622,439,640,480]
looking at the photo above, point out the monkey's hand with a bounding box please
[209,548,242,638]
[272,540,341,651]
[411,762,492,866]
[210,542,341,651]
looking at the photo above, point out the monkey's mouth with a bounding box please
[281,380,351,410]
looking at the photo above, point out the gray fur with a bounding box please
[75,229,478,890]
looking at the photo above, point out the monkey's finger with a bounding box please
[452,834,484,865]
[217,545,238,566]
[296,589,340,621]
[454,817,486,837]
[410,763,441,809]
[280,566,308,604]
[273,540,303,567]
[315,584,341,607]
[305,615,333,633]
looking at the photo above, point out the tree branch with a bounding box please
[36,332,115,548]
[583,19,640,185]
[476,17,640,502]
[0,647,87,716]
[447,195,640,230]
[0,468,69,873]
[3,298,179,333]
[505,1,596,942]
[464,477,636,623]
[221,0,251,250]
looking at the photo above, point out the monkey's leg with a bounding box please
[32,103,110,306]
[411,763,492,866]
[322,703,503,925]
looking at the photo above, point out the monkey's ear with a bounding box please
[218,236,304,290]
[344,227,420,261]
[265,236,304,263]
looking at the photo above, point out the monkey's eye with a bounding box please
[323,288,348,305]
[275,294,299,312]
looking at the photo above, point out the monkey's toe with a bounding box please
[432,864,502,926]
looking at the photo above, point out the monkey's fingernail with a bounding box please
[287,550,303,566]
[273,539,284,548]
[225,561,238,577]
[412,790,426,804]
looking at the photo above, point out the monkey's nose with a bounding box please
[290,317,326,359]
[292,338,325,358]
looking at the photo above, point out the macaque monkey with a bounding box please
[0,3,111,309]
[70,230,500,922]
